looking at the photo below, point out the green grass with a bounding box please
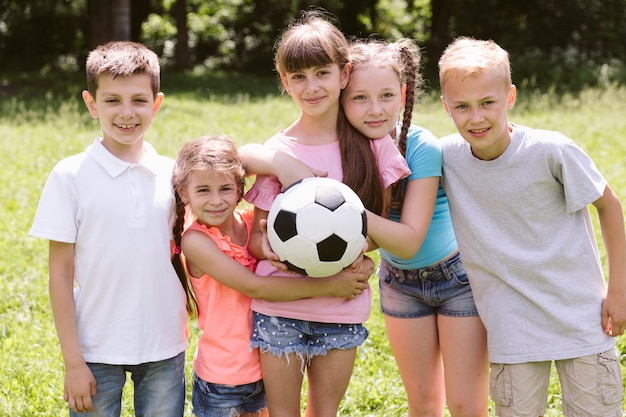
[1,72,625,416]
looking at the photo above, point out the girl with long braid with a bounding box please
[170,135,371,417]
[341,39,489,417]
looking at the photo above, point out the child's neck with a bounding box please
[203,213,247,247]
[286,113,338,146]
[101,137,146,164]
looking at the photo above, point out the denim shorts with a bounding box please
[378,251,479,318]
[250,312,368,362]
[191,373,267,417]
[69,351,186,417]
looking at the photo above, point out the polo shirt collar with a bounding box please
[86,138,161,178]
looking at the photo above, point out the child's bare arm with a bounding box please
[593,185,626,336]
[239,143,326,188]
[367,176,439,258]
[182,230,369,300]
[49,241,96,412]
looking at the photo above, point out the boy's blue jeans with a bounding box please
[69,351,186,417]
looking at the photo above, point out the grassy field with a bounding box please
[1,71,625,416]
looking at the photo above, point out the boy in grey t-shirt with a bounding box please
[438,37,626,417]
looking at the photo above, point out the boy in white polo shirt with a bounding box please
[30,41,188,417]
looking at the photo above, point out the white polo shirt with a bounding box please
[30,138,188,364]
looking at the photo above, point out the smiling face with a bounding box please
[341,66,404,139]
[82,73,163,161]
[279,63,349,120]
[181,169,242,231]
[441,69,516,160]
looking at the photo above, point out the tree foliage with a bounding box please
[1,0,625,89]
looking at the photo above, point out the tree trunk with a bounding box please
[427,0,453,80]
[112,0,131,40]
[173,0,192,70]
[87,0,112,48]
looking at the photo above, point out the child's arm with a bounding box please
[248,207,270,261]
[182,229,370,300]
[48,241,96,413]
[239,143,327,188]
[366,176,439,259]
[593,185,626,337]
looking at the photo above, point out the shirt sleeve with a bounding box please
[405,128,442,180]
[29,161,79,243]
[371,135,411,189]
[244,173,282,211]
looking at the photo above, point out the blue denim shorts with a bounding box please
[250,312,368,362]
[70,351,186,417]
[191,373,267,417]
[378,251,479,318]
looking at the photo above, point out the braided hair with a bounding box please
[347,38,423,213]
[171,135,246,317]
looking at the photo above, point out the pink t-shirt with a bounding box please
[184,208,261,385]
[245,132,410,324]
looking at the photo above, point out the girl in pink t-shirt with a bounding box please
[170,135,372,417]
[244,10,409,417]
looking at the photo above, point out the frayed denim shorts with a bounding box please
[191,373,267,417]
[378,251,479,318]
[250,312,368,363]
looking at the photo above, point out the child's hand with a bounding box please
[274,152,327,189]
[344,242,373,273]
[259,219,290,272]
[601,290,626,336]
[64,362,96,412]
[325,263,371,299]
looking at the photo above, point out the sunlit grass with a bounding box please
[1,73,625,416]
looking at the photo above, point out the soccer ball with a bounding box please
[267,177,368,277]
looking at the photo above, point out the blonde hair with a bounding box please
[85,41,160,98]
[171,135,246,316]
[438,37,511,90]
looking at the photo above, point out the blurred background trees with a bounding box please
[1,0,625,90]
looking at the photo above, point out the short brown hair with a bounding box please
[85,41,160,98]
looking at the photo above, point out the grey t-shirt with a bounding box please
[441,124,614,363]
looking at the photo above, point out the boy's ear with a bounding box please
[440,95,451,117]
[152,92,164,116]
[82,90,99,119]
[507,84,517,109]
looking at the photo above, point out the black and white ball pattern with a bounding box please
[267,177,368,277]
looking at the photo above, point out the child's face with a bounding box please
[82,73,163,156]
[280,63,349,119]
[441,70,516,160]
[341,66,403,139]
[181,170,241,231]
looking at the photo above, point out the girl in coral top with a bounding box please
[171,135,372,417]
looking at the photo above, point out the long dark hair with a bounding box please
[274,9,385,214]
